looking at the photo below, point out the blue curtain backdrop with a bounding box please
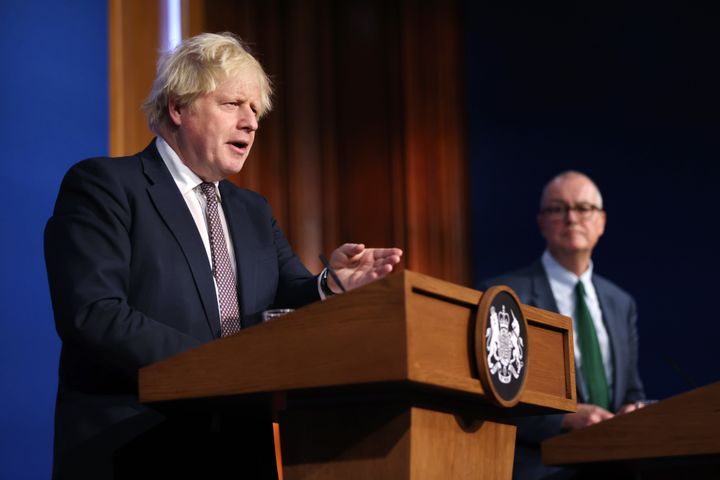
[465,2,719,400]
[0,1,107,478]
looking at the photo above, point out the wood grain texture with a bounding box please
[140,271,574,415]
[109,0,159,156]
[139,276,408,401]
[523,326,570,400]
[281,403,413,480]
[406,291,478,393]
[543,382,720,465]
[410,409,516,480]
[520,305,577,411]
[280,403,516,480]
[138,271,576,478]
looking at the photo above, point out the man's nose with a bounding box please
[564,207,580,222]
[238,106,258,131]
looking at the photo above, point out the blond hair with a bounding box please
[142,32,273,132]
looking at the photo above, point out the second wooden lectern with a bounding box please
[139,270,576,479]
[543,381,720,477]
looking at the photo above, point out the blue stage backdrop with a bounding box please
[466,2,719,401]
[0,1,107,478]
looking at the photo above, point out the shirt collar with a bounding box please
[541,250,594,292]
[155,136,221,199]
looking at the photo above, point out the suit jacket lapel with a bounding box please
[593,276,623,410]
[219,181,255,326]
[528,261,560,312]
[140,142,220,336]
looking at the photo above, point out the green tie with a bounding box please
[575,281,610,409]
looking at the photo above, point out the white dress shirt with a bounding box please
[156,136,327,304]
[541,250,613,388]
[156,137,237,276]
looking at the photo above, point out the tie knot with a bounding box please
[575,280,587,296]
[200,182,217,203]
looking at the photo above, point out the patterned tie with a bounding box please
[575,280,610,409]
[200,182,242,337]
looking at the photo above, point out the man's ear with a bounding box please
[167,96,183,127]
[597,210,607,238]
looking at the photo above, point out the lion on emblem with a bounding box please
[486,305,525,384]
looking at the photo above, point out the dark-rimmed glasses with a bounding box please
[540,203,602,220]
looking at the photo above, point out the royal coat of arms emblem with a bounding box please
[486,304,525,384]
[475,286,529,406]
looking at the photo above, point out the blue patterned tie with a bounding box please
[200,182,242,337]
[575,281,609,409]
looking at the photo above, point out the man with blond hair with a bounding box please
[480,171,645,479]
[45,32,402,479]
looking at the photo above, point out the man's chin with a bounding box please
[560,243,590,255]
[220,158,248,178]
[560,234,587,246]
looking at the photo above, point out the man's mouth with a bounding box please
[562,229,585,238]
[229,141,249,153]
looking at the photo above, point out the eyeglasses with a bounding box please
[540,203,602,220]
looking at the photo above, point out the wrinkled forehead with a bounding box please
[542,175,601,205]
[213,60,264,89]
[213,72,261,96]
[220,62,269,111]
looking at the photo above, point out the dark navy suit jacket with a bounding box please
[44,141,320,478]
[480,260,644,479]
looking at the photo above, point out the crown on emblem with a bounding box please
[498,305,510,329]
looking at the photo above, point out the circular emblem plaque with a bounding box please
[475,285,529,407]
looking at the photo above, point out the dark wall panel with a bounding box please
[466,2,719,400]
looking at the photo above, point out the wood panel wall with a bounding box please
[109,0,160,156]
[110,0,469,285]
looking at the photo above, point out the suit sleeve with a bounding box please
[620,297,645,404]
[45,160,203,379]
[270,211,321,308]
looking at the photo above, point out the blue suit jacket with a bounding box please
[44,141,320,478]
[480,260,644,479]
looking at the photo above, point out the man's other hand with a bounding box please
[327,243,403,293]
[561,403,614,431]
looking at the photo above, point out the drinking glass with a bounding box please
[262,308,294,322]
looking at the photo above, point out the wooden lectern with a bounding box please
[543,382,720,478]
[139,270,576,479]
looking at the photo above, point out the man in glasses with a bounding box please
[480,170,646,479]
